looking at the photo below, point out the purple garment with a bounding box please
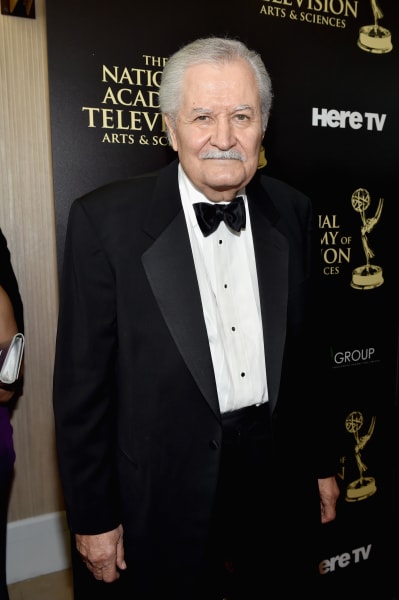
[0,407,15,480]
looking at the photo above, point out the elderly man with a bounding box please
[53,36,339,600]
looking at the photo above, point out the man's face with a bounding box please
[165,59,266,203]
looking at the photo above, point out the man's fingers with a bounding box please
[116,534,127,571]
[101,564,120,582]
[85,561,120,582]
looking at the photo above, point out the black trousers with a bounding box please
[202,403,323,599]
[198,403,272,600]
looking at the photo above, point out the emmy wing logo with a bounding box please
[358,0,393,54]
[350,188,384,290]
[345,411,377,502]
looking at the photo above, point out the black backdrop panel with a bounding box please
[46,1,399,596]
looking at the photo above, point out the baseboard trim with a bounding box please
[6,511,71,584]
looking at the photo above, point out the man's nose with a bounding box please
[210,118,235,149]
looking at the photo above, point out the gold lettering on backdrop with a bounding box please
[102,65,163,87]
[318,213,352,276]
[260,0,357,15]
[259,0,358,30]
[81,55,169,146]
[82,107,162,131]
[101,87,160,108]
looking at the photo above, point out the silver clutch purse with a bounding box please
[0,333,25,384]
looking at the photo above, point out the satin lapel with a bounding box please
[142,198,220,419]
[248,193,289,415]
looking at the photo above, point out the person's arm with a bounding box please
[53,199,123,578]
[0,228,24,332]
[0,285,19,403]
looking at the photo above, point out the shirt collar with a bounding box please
[178,163,247,231]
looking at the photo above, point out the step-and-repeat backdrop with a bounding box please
[46,1,398,596]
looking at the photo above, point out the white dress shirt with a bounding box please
[178,165,268,413]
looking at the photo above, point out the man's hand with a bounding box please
[76,524,126,582]
[318,476,340,524]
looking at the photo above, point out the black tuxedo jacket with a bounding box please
[53,159,337,582]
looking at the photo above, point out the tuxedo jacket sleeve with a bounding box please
[53,159,339,545]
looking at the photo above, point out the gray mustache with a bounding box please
[199,150,244,161]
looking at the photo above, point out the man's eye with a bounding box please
[196,115,210,122]
[235,114,249,121]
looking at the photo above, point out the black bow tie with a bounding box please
[193,196,246,237]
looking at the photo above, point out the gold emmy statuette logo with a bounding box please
[350,188,384,290]
[257,145,267,169]
[358,0,393,54]
[345,411,377,502]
